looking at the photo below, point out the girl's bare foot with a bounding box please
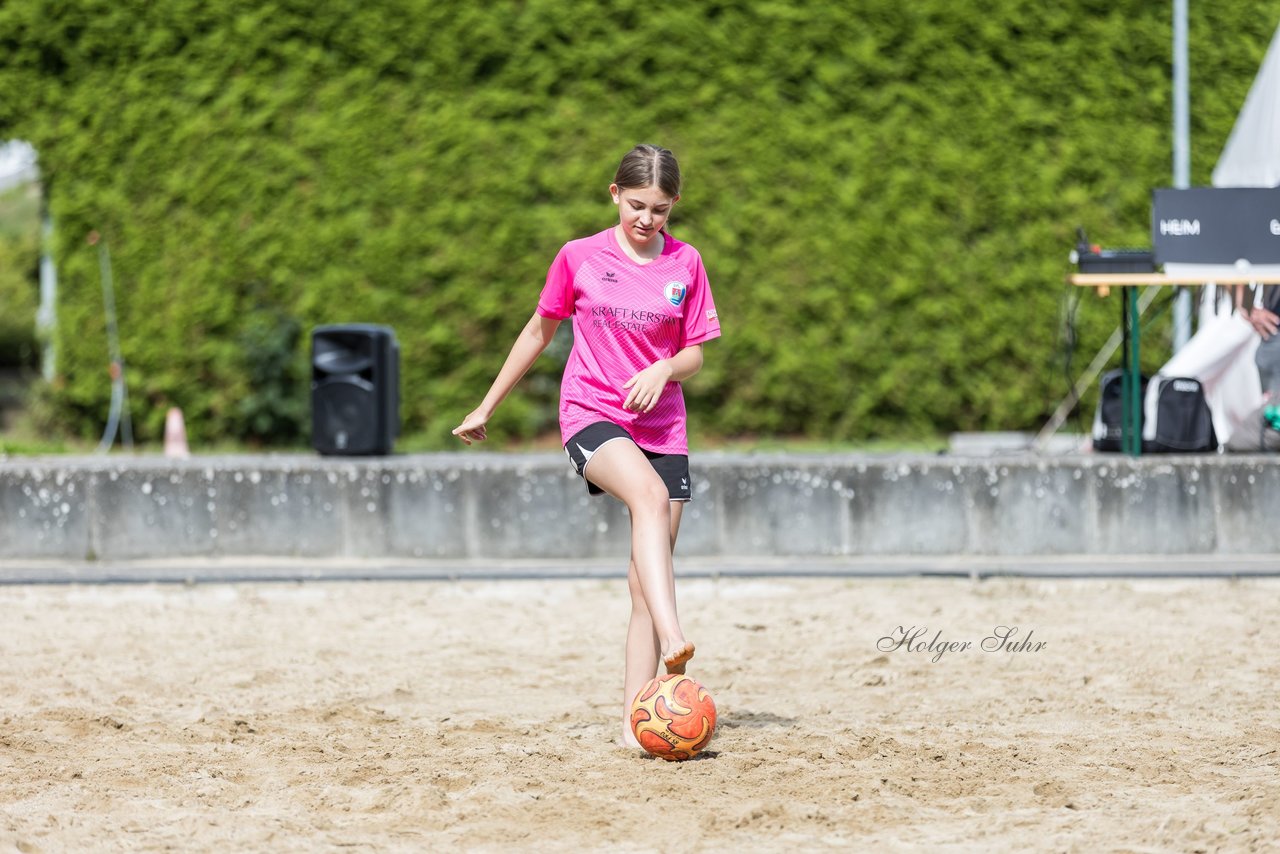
[663,641,695,674]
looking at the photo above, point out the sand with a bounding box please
[1,574,1277,852]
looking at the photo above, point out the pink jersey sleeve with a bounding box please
[680,250,721,347]
[537,245,575,319]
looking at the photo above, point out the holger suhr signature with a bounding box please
[877,626,1046,663]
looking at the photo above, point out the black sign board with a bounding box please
[1151,187,1280,265]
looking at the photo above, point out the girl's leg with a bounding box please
[583,440,692,668]
[620,501,684,748]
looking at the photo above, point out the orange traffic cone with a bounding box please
[163,407,190,458]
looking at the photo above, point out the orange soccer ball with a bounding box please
[629,673,717,761]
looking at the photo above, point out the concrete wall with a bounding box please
[2,452,1279,563]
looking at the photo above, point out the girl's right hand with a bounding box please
[452,410,490,445]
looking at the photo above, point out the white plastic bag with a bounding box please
[1144,309,1261,446]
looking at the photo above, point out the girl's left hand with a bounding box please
[622,360,674,413]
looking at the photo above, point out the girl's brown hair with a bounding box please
[613,144,681,198]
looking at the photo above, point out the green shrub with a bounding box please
[0,184,40,368]
[0,0,1276,445]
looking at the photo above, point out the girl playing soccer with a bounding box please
[452,143,721,749]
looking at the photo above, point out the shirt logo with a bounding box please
[664,281,686,307]
[602,270,619,283]
[706,309,718,322]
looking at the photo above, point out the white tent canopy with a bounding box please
[1212,22,1280,188]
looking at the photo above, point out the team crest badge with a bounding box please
[664,281,686,307]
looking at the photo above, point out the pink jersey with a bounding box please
[537,227,721,454]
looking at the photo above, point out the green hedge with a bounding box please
[0,184,40,368]
[1,0,1276,445]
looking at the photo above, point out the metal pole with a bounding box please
[1126,286,1143,456]
[93,234,133,453]
[1172,0,1193,350]
[37,183,57,382]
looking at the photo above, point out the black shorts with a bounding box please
[564,421,692,501]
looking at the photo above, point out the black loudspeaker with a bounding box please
[311,324,400,455]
